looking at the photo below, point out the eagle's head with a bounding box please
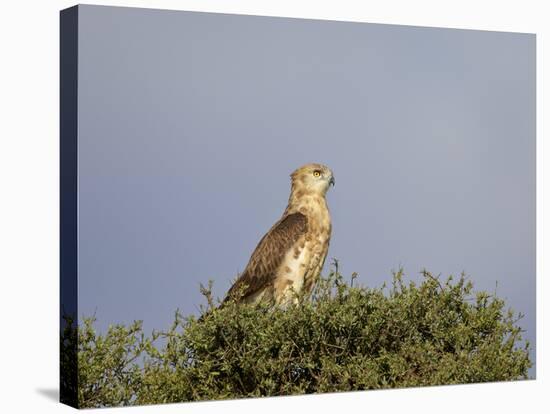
[290,163,335,196]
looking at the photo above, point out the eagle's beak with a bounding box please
[329,176,335,187]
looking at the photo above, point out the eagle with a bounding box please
[224,163,334,307]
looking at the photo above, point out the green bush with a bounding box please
[64,264,531,408]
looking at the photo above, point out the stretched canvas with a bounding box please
[60,4,535,408]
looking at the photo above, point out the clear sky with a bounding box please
[76,6,535,373]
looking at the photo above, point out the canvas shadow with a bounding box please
[36,388,59,402]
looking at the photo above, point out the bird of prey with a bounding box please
[224,163,335,307]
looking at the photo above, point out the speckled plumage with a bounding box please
[224,163,334,306]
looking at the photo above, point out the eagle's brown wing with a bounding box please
[224,212,308,303]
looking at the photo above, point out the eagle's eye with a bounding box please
[313,170,321,178]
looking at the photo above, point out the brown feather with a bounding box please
[224,212,308,303]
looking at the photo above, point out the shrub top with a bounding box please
[63,264,531,408]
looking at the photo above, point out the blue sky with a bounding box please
[76,6,535,374]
